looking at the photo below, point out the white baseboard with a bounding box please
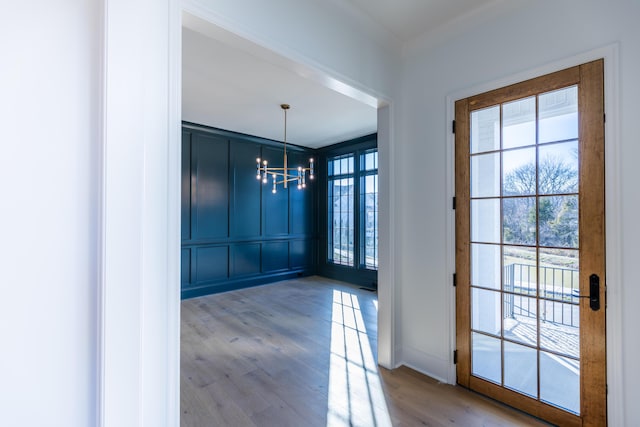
[399,346,452,384]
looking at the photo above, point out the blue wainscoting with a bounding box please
[181,123,317,299]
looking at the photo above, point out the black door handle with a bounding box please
[574,274,600,311]
[589,274,600,311]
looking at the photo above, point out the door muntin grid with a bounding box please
[469,85,580,414]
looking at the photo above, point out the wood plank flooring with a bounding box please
[181,276,550,427]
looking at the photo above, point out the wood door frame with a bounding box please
[453,61,605,426]
[445,46,622,425]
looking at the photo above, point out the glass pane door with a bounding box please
[469,85,581,413]
[456,60,606,426]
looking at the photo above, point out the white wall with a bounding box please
[0,1,100,425]
[1,1,398,426]
[1,0,182,426]
[398,0,639,424]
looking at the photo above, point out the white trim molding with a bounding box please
[99,0,182,425]
[403,345,451,384]
[445,44,623,425]
[377,103,398,369]
[166,1,183,425]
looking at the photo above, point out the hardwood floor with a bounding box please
[181,276,549,427]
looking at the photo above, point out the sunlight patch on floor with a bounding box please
[327,290,391,427]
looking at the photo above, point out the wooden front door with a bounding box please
[455,60,606,426]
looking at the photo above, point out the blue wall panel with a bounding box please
[181,248,191,284]
[231,243,261,277]
[262,146,289,236]
[288,150,313,235]
[193,134,229,240]
[181,123,316,299]
[262,241,289,272]
[230,140,261,238]
[290,239,312,269]
[195,246,228,283]
[181,131,191,241]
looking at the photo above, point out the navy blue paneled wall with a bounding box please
[181,123,316,299]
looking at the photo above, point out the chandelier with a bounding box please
[256,104,314,193]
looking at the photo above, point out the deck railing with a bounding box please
[503,263,579,327]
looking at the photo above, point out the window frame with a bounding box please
[327,153,355,267]
[317,134,378,288]
[359,148,378,270]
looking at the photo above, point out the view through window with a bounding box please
[360,149,378,269]
[327,150,378,270]
[328,154,355,266]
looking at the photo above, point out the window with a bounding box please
[328,154,355,266]
[327,149,378,270]
[360,150,378,269]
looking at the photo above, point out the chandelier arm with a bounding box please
[270,176,301,185]
[257,104,314,192]
[260,167,312,175]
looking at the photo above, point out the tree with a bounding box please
[503,156,577,196]
[502,157,578,248]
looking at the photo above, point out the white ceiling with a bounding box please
[182,22,378,149]
[182,0,497,148]
[341,0,497,43]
